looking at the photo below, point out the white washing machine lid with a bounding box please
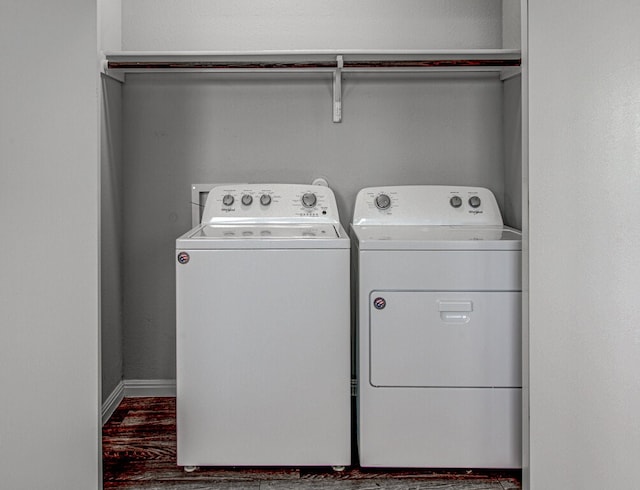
[196,223,340,239]
[178,223,349,249]
[351,224,522,251]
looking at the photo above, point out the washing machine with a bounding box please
[176,183,351,468]
[351,185,522,468]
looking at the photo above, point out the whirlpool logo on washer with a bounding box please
[373,297,386,310]
[177,252,190,264]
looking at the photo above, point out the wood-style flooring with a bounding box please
[103,397,521,489]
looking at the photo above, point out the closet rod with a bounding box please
[107,59,521,70]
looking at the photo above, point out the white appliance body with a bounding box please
[351,185,522,468]
[176,184,351,467]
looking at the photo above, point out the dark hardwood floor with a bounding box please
[103,397,521,489]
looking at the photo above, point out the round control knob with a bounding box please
[301,192,317,208]
[241,194,253,206]
[374,194,391,210]
[260,194,272,206]
[468,196,482,208]
[222,194,234,206]
[449,196,463,208]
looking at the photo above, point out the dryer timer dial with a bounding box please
[469,196,482,208]
[374,194,391,210]
[449,196,462,208]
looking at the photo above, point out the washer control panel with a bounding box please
[352,185,503,226]
[201,183,341,224]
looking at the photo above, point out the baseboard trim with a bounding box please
[102,379,177,425]
[102,380,125,426]
[123,379,177,397]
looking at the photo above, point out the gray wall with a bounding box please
[0,1,100,488]
[101,76,124,402]
[122,0,502,51]
[121,72,513,380]
[529,0,640,488]
[503,76,522,229]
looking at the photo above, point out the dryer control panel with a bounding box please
[352,185,503,226]
[201,183,341,224]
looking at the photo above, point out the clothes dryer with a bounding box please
[176,183,350,469]
[351,185,521,468]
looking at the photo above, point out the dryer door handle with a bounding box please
[438,300,473,324]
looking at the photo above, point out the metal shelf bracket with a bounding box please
[333,55,343,123]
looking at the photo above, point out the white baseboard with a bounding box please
[102,379,176,425]
[123,379,177,397]
[102,380,124,426]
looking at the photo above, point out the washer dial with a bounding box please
[374,194,391,210]
[449,196,463,208]
[301,192,317,208]
[260,194,272,206]
[241,194,253,206]
[222,194,234,206]
[469,196,482,208]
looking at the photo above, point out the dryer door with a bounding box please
[369,291,521,388]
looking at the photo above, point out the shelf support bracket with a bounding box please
[332,55,343,123]
[500,67,521,82]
